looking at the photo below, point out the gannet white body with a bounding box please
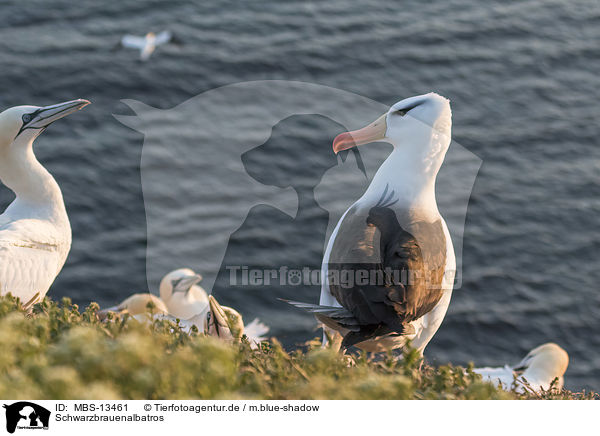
[98,293,169,319]
[159,268,209,320]
[0,100,90,304]
[287,93,454,354]
[121,31,174,61]
[474,343,569,393]
[99,290,269,347]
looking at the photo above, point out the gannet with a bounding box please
[159,268,209,320]
[205,295,269,347]
[0,99,90,305]
[98,291,269,347]
[120,31,175,61]
[474,343,569,393]
[102,268,269,347]
[287,93,454,354]
[97,293,168,319]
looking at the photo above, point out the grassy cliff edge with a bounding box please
[0,295,594,400]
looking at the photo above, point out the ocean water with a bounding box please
[0,0,598,391]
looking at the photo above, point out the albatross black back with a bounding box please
[328,204,447,347]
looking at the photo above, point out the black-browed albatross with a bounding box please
[287,93,455,354]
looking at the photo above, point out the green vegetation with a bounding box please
[0,295,593,400]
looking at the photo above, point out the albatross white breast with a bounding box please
[287,93,455,354]
[0,100,90,305]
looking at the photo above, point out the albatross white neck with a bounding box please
[362,133,450,215]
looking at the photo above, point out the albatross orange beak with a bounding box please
[333,113,387,154]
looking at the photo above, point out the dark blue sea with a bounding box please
[0,0,598,391]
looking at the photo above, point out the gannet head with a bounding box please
[332,93,451,155]
[205,295,244,342]
[0,99,90,149]
[514,343,569,389]
[159,268,203,301]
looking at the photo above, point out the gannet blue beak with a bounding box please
[18,99,90,137]
[172,273,202,294]
[206,295,235,340]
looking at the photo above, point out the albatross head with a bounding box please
[0,99,90,149]
[514,343,569,389]
[332,93,451,156]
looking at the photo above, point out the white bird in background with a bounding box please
[474,343,569,393]
[120,31,177,61]
[0,100,90,306]
[100,269,270,347]
[97,293,168,319]
[286,93,455,354]
[159,267,209,320]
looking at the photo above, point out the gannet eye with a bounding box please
[22,114,33,124]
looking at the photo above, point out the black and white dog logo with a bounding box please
[3,402,50,433]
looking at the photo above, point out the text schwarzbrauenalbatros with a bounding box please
[55,414,163,422]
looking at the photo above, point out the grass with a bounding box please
[0,294,594,400]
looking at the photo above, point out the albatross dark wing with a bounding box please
[327,205,447,348]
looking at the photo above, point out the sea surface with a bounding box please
[0,0,598,391]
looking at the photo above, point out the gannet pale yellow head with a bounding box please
[332,93,451,154]
[205,295,244,342]
[0,99,89,204]
[159,268,209,320]
[159,268,203,301]
[515,343,569,389]
[0,99,90,149]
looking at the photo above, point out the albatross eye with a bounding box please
[393,103,420,117]
[22,114,33,124]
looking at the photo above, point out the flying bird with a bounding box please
[286,93,455,354]
[0,99,90,305]
[119,31,179,61]
[474,343,569,393]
